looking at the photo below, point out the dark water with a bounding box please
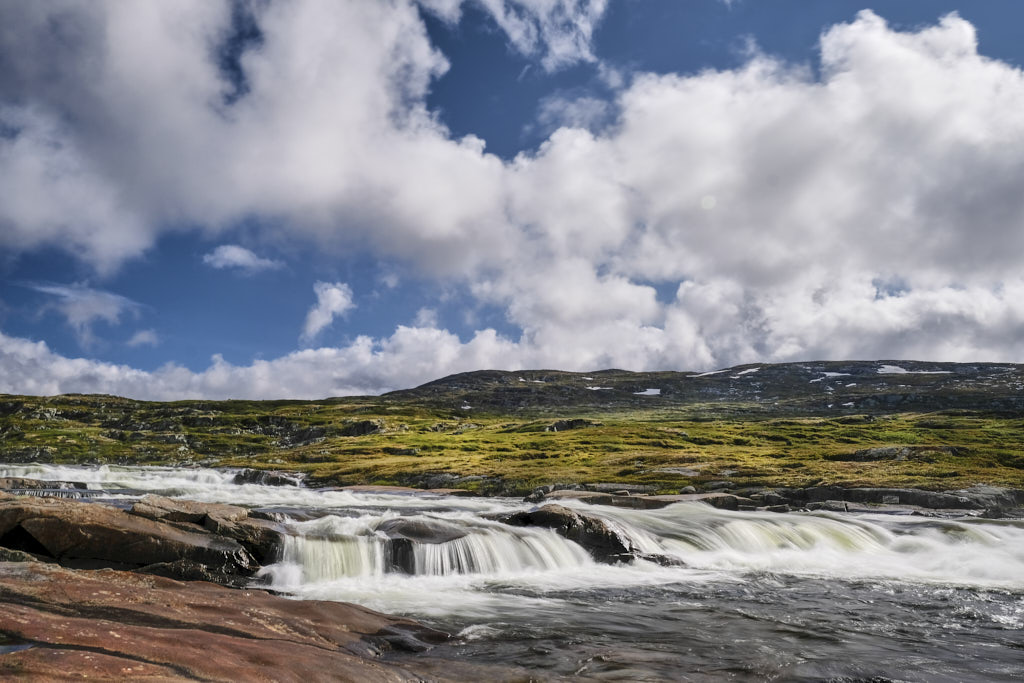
[422,575,1024,681]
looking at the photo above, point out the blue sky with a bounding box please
[2,0,1024,399]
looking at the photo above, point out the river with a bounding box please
[2,464,1022,681]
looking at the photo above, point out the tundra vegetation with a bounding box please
[2,361,1023,495]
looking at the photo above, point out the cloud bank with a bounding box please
[2,4,1024,398]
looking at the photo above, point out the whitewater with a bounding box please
[3,463,1022,681]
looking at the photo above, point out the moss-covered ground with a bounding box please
[2,393,1022,494]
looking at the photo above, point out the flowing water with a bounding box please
[3,464,1023,681]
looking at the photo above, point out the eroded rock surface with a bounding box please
[0,561,454,682]
[0,494,291,584]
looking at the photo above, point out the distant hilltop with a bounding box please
[385,361,1024,415]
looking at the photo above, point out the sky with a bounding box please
[2,0,1024,400]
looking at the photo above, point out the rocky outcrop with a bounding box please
[338,420,383,436]
[0,494,292,585]
[0,561,467,681]
[827,446,962,462]
[231,467,305,486]
[545,419,601,432]
[499,504,635,563]
[375,517,469,574]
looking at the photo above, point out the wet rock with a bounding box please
[0,496,258,582]
[231,468,305,487]
[499,504,634,563]
[0,478,87,491]
[375,518,468,545]
[0,562,455,681]
[376,517,469,574]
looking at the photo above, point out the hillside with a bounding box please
[2,360,1023,494]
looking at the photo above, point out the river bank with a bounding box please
[2,464,1024,681]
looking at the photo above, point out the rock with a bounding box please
[231,468,305,486]
[375,518,467,545]
[678,486,697,494]
[829,446,962,462]
[807,500,848,512]
[0,496,258,582]
[583,483,657,494]
[338,419,383,436]
[130,494,249,524]
[374,518,470,574]
[705,480,734,490]
[499,504,635,563]
[764,505,791,513]
[545,419,601,432]
[797,487,980,510]
[0,561,467,681]
[0,547,41,562]
[0,478,87,491]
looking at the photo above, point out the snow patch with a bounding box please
[634,388,661,396]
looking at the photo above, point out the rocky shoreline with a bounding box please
[2,472,1023,680]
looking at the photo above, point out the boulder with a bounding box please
[0,562,474,681]
[0,496,257,582]
[375,517,468,574]
[545,419,601,432]
[499,504,634,563]
[231,468,305,487]
[130,494,249,524]
[375,518,468,545]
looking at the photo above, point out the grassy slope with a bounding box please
[2,390,1023,494]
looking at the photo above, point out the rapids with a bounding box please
[3,463,1022,681]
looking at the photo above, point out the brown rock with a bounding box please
[130,494,249,524]
[0,561,454,681]
[0,496,257,579]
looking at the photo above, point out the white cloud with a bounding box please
[202,244,283,272]
[126,329,159,348]
[25,283,141,348]
[419,0,608,70]
[301,282,356,342]
[4,6,1024,397]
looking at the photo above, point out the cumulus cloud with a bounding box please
[126,329,159,348]
[3,5,1024,397]
[202,244,283,272]
[301,282,356,342]
[24,283,141,348]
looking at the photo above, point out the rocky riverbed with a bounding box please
[2,466,1024,681]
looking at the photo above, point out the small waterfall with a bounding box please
[260,514,594,586]
[6,489,104,499]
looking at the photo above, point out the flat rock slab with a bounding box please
[0,561,455,682]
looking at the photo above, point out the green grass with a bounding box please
[2,392,1024,495]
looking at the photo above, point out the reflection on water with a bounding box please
[3,464,1023,681]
